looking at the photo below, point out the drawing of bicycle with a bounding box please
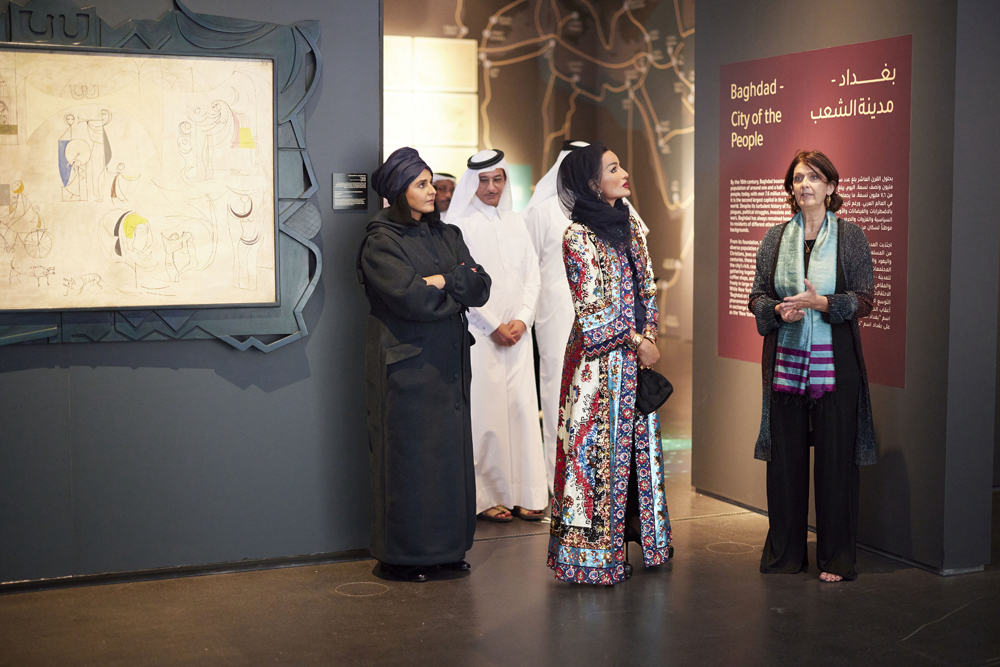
[0,210,53,258]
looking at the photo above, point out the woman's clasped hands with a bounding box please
[775,278,830,323]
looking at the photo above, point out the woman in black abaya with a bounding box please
[359,147,492,582]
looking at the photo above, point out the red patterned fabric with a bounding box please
[547,217,672,585]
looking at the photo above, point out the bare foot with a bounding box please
[819,572,843,582]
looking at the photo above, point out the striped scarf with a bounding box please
[773,211,837,399]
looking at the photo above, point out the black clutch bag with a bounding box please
[636,368,673,414]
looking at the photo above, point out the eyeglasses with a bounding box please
[792,172,826,184]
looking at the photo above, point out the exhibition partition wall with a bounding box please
[0,0,379,584]
[694,0,999,573]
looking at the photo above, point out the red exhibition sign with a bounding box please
[718,35,912,388]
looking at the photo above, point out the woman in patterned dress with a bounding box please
[546,143,673,585]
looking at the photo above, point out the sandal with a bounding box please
[478,505,513,522]
[513,506,544,521]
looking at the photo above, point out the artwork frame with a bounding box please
[0,0,324,352]
[0,42,282,312]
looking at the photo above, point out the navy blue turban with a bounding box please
[371,147,431,204]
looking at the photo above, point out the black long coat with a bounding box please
[358,207,491,566]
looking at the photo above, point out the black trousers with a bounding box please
[760,372,861,580]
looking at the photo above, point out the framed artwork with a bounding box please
[0,0,325,351]
[0,46,278,310]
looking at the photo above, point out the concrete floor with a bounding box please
[2,340,998,666]
[1,449,998,666]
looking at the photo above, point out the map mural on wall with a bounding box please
[0,47,275,311]
[384,0,695,339]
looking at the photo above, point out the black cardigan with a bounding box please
[747,218,877,466]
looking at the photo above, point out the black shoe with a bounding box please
[440,560,471,571]
[668,545,674,559]
[623,523,642,580]
[376,562,428,582]
[623,537,634,579]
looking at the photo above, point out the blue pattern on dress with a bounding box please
[548,218,672,585]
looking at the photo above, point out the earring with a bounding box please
[597,188,605,202]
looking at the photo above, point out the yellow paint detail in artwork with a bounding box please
[239,126,255,148]
[122,212,148,239]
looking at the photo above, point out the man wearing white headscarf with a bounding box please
[522,140,651,492]
[432,172,456,212]
[449,149,547,522]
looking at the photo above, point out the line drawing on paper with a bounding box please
[228,192,264,291]
[179,95,261,183]
[9,259,55,285]
[0,181,53,258]
[0,48,275,310]
[0,71,16,145]
[63,273,104,296]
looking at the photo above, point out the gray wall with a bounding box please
[0,0,379,582]
[947,0,1000,566]
[693,0,997,572]
[991,0,1000,491]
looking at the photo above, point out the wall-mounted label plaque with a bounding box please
[333,173,368,211]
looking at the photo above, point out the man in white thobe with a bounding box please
[449,149,548,519]
[522,140,651,493]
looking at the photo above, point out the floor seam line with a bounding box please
[474,532,550,542]
[671,510,753,522]
[473,510,754,542]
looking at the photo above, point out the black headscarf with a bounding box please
[557,142,631,245]
[372,147,431,206]
[557,142,646,330]
[357,151,440,285]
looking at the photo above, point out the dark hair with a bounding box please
[783,150,842,214]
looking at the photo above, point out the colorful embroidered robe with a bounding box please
[547,216,672,585]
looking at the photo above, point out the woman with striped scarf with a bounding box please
[748,150,876,583]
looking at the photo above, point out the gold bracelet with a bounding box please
[628,331,644,351]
